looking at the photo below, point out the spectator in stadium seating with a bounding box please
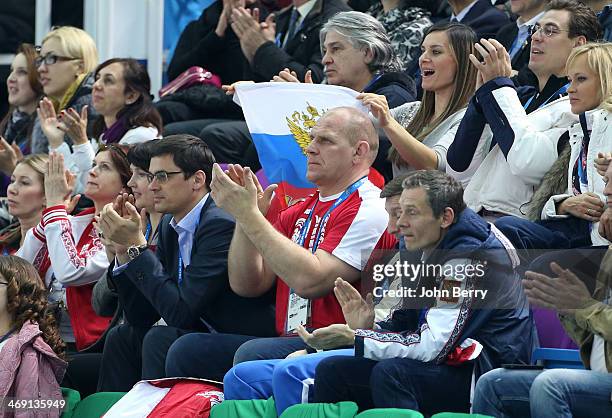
[161,0,351,137]
[584,1,612,40]
[95,135,275,392]
[365,0,434,71]
[91,141,162,325]
[155,0,258,125]
[222,175,404,416]
[311,170,535,414]
[0,155,48,256]
[473,165,612,416]
[14,146,129,396]
[163,107,389,382]
[0,44,43,195]
[39,58,162,194]
[495,0,548,87]
[17,146,131,354]
[446,0,601,220]
[0,256,66,408]
[445,0,509,38]
[359,22,478,180]
[194,11,416,177]
[494,42,612,251]
[32,26,99,154]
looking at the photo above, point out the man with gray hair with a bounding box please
[196,11,415,183]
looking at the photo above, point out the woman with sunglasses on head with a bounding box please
[0,256,67,411]
[41,58,162,194]
[32,26,99,156]
[17,146,131,356]
[0,44,44,194]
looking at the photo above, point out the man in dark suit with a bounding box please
[496,0,548,87]
[231,0,350,83]
[96,135,275,391]
[447,0,509,38]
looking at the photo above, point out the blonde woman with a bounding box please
[33,26,99,154]
[496,43,612,250]
[359,22,480,179]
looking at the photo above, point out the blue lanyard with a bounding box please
[2,247,9,256]
[178,253,184,285]
[176,213,201,286]
[144,220,152,242]
[296,176,367,252]
[523,83,569,110]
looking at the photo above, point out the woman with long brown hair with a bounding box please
[359,22,480,179]
[0,256,66,415]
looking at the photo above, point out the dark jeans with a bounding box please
[62,352,102,398]
[97,324,194,392]
[495,216,591,251]
[165,334,307,382]
[314,355,473,414]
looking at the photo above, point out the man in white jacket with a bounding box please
[446,0,602,219]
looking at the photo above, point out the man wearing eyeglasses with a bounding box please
[95,135,276,392]
[447,0,601,221]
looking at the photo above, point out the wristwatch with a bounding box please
[126,244,148,261]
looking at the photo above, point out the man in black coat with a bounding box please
[496,0,548,88]
[446,0,509,38]
[232,0,350,83]
[96,135,275,391]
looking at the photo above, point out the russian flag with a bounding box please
[234,83,377,212]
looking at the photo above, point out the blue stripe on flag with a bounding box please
[250,133,315,189]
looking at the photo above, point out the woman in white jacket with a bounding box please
[38,58,162,194]
[495,43,612,249]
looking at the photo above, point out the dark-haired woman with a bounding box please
[18,146,132,353]
[40,58,162,193]
[0,256,67,414]
[359,22,484,182]
[0,44,44,196]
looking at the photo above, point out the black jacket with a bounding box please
[167,2,246,84]
[446,0,509,39]
[249,0,351,83]
[366,72,416,108]
[112,197,276,336]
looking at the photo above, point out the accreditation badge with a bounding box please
[286,290,310,334]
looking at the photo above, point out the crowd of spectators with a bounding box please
[0,1,612,417]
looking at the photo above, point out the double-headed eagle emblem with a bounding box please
[285,103,327,155]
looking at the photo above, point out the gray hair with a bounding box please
[320,11,403,73]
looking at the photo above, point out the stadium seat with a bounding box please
[280,402,359,418]
[210,398,278,418]
[531,347,584,369]
[60,387,81,418]
[355,408,424,417]
[430,413,494,418]
[71,392,127,418]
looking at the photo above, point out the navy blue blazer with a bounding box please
[113,197,276,336]
[447,0,510,39]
